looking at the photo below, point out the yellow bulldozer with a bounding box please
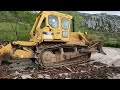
[0,11,106,68]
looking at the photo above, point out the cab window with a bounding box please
[62,18,69,30]
[48,15,58,28]
[40,18,46,28]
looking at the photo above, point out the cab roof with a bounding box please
[38,11,73,20]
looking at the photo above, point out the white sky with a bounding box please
[79,11,120,16]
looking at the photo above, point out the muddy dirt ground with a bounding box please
[0,47,120,79]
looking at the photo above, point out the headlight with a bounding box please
[62,31,68,38]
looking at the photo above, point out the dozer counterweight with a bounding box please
[0,11,106,68]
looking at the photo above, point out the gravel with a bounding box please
[0,47,120,79]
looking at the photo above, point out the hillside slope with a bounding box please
[0,11,119,48]
[80,13,120,47]
[80,13,120,32]
[0,11,37,41]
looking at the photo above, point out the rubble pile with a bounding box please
[0,61,120,79]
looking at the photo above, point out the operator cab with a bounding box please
[30,11,73,42]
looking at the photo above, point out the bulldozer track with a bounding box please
[41,54,91,69]
[35,44,91,69]
[1,59,39,71]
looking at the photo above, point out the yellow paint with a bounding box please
[0,43,13,56]
[12,49,34,59]
[30,11,72,43]
[0,43,34,59]
[67,32,88,45]
[12,41,38,46]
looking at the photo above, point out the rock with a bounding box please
[65,77,71,79]
[13,77,18,79]
[21,74,32,79]
[15,71,21,75]
[93,65,99,69]
[64,73,69,76]
[30,70,34,73]
[58,73,69,77]
[43,74,51,79]
[80,13,120,32]
[58,73,63,77]
[31,73,38,78]
[81,70,86,73]
[38,74,44,79]
[58,73,69,79]
[112,74,120,79]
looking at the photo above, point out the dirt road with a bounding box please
[91,47,120,67]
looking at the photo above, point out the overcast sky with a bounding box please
[79,11,120,16]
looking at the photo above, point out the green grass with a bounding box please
[0,22,31,41]
[85,30,120,48]
[0,22,31,31]
[79,27,89,33]
[0,31,30,41]
[17,31,30,41]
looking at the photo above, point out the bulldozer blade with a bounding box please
[96,41,106,55]
[88,41,106,55]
